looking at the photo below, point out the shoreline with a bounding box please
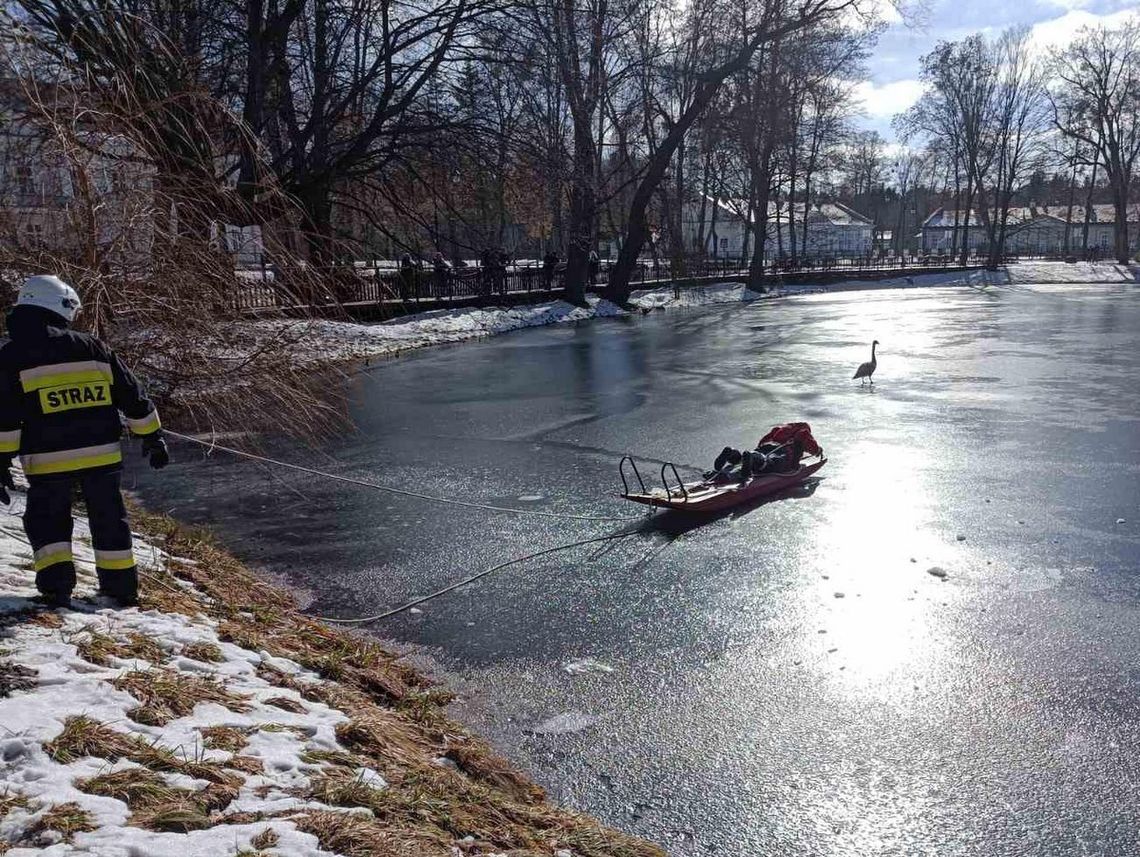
[0,490,664,856]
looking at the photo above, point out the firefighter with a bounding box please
[0,275,170,609]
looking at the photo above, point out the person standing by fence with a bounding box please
[543,250,559,290]
[431,251,450,299]
[399,253,418,301]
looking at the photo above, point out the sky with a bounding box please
[854,0,1140,146]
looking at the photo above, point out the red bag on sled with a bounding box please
[757,422,823,458]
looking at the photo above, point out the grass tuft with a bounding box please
[124,633,167,664]
[251,827,279,849]
[263,695,306,713]
[0,789,28,818]
[22,802,97,845]
[200,725,250,753]
[78,767,178,809]
[46,715,139,764]
[0,661,37,698]
[78,765,240,830]
[182,641,225,663]
[73,628,166,666]
[293,809,447,857]
[112,668,251,725]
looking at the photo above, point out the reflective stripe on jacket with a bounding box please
[1,307,160,479]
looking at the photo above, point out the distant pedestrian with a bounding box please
[542,250,559,290]
[0,275,170,609]
[588,250,600,285]
[399,253,417,300]
[479,248,495,297]
[494,248,509,294]
[431,251,450,298]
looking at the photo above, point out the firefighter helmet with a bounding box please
[16,275,82,323]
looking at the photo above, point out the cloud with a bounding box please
[853,79,926,119]
[1039,0,1093,11]
[1028,9,1139,53]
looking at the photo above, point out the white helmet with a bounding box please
[17,275,82,322]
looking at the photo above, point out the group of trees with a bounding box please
[1,0,905,307]
[895,18,1140,265]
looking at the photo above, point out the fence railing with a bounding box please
[233,251,1044,313]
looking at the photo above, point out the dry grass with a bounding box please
[78,766,240,832]
[112,668,251,725]
[263,695,306,713]
[237,826,281,856]
[78,767,180,809]
[0,790,28,818]
[250,828,279,849]
[75,627,166,667]
[200,725,250,753]
[182,641,225,663]
[124,633,168,664]
[293,810,449,857]
[46,715,140,764]
[26,611,65,629]
[74,628,126,666]
[21,802,97,845]
[0,661,37,698]
[48,715,251,793]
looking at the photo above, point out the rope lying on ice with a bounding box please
[318,531,636,625]
[166,430,647,523]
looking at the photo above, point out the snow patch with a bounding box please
[629,281,767,309]
[0,488,365,856]
[1006,261,1138,284]
[247,295,627,367]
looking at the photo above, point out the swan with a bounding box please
[853,340,879,386]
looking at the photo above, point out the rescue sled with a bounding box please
[619,454,826,513]
[619,422,826,513]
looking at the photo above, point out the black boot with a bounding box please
[33,590,72,609]
[713,447,741,472]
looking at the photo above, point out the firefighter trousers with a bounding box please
[24,470,137,603]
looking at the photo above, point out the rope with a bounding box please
[318,531,635,625]
[166,430,648,523]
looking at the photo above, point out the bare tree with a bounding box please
[1050,18,1140,264]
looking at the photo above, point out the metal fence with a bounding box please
[233,251,1041,314]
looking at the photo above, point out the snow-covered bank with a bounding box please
[627,281,768,309]
[251,285,778,366]
[1004,260,1138,284]
[251,296,626,366]
[0,485,661,857]
[0,494,338,856]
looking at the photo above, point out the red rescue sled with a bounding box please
[619,425,826,513]
[619,454,826,513]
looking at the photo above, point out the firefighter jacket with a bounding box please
[0,306,161,479]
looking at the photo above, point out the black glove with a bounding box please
[0,457,14,505]
[141,434,170,470]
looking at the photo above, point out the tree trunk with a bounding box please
[563,119,595,307]
[1082,153,1099,254]
[1112,189,1130,264]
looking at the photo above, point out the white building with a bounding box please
[682,197,874,260]
[920,205,1140,256]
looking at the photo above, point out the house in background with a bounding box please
[920,204,1140,255]
[682,198,874,260]
[0,79,266,271]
